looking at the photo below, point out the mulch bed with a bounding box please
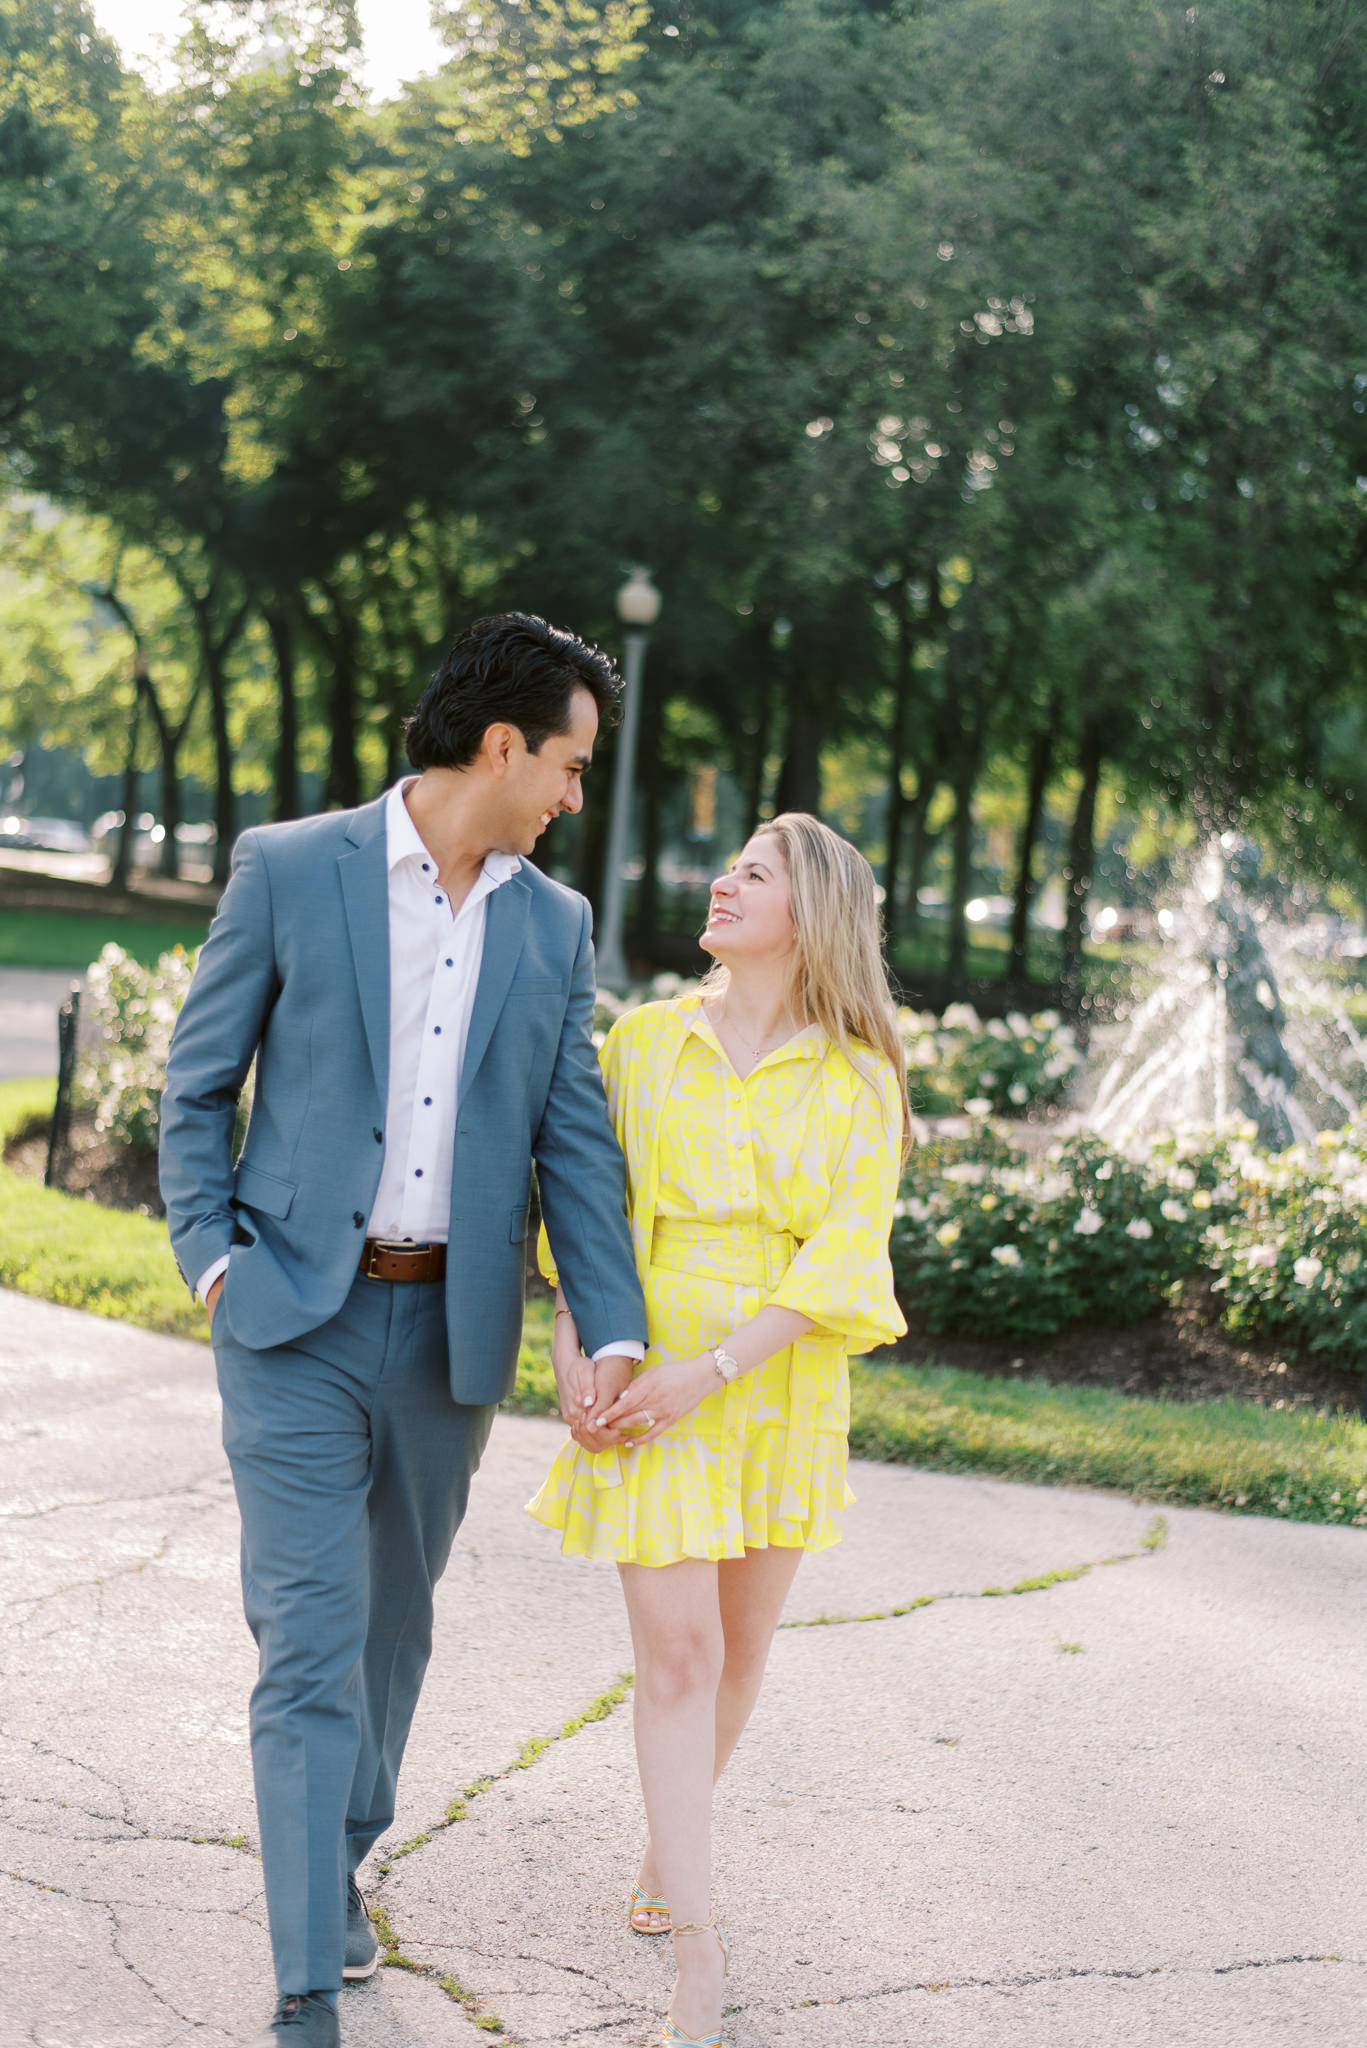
[885,1280,1363,1417]
[5,1120,164,1214]
[8,1115,1361,1417]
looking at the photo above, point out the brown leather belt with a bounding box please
[360,1238,447,1283]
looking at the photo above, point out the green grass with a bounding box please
[5,1077,1365,1525]
[0,1077,205,1338]
[849,1357,1367,1527]
[0,906,210,971]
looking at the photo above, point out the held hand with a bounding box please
[551,1314,595,1428]
[597,1351,719,1450]
[572,1352,636,1453]
[206,1275,225,1327]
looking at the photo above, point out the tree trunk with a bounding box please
[1061,718,1105,1006]
[774,675,823,817]
[131,658,182,882]
[633,685,664,945]
[206,635,235,887]
[108,687,142,892]
[903,773,937,941]
[883,585,916,948]
[742,661,773,841]
[318,586,361,811]
[265,606,300,822]
[945,747,981,993]
[1008,701,1059,984]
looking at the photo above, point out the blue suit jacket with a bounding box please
[158,796,647,1403]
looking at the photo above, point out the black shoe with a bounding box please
[250,1993,339,2045]
[343,1874,380,1981]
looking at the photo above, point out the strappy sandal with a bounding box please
[660,1917,729,2047]
[629,1882,672,1934]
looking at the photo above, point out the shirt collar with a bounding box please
[384,778,522,887]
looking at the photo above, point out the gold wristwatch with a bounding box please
[712,1346,740,1383]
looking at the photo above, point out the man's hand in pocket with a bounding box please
[206,1275,225,1328]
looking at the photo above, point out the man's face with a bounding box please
[498,685,598,856]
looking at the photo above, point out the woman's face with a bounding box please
[701,834,796,964]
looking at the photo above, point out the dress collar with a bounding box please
[681,993,825,1067]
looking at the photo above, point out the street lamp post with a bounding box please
[597,569,661,990]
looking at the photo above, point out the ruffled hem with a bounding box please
[524,1424,854,1565]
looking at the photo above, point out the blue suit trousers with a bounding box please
[213,1274,495,1995]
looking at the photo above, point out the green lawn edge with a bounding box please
[4,1079,1363,1527]
[0,905,211,970]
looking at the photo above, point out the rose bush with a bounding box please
[893,1116,1367,1365]
[80,943,198,1149]
[892,1127,1228,1342]
[898,1003,1082,1117]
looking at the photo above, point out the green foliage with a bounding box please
[848,1358,1367,1526]
[894,1117,1367,1371]
[4,0,1367,970]
[0,1077,202,1336]
[1207,1131,1367,1364]
[899,1003,1082,1116]
[0,908,210,970]
[79,942,198,1148]
[892,1128,1232,1342]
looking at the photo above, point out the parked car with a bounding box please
[0,813,90,853]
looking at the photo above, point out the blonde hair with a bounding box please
[703,811,913,1161]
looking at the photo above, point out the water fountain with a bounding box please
[1083,833,1367,1150]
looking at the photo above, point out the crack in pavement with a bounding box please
[369,1528,1175,2041]
[3,1540,169,1616]
[779,1516,1169,1631]
[0,1473,229,1523]
[2,1865,258,1916]
[742,1950,1358,2013]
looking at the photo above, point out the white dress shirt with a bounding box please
[200,780,641,1364]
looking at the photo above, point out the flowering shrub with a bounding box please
[1206,1130,1367,1365]
[893,1114,1367,1365]
[592,973,690,1044]
[892,1129,1220,1342]
[898,1004,1082,1117]
[80,944,198,1149]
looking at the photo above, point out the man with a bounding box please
[160,612,648,2047]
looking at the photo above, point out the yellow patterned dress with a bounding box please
[525,994,906,1564]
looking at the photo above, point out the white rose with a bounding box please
[1074,1208,1104,1236]
[990,1244,1023,1267]
[1293,1256,1323,1286]
[1125,1218,1154,1239]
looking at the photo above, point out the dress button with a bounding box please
[352,1212,364,1228]
[424,1096,432,1106]
[373,1128,383,1143]
[415,1168,423,1178]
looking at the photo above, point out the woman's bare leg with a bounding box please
[714,1544,805,1775]
[634,1545,805,1933]
[620,1559,728,2039]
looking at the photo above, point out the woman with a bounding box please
[527,812,909,2048]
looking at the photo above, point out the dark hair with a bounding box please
[405,612,622,771]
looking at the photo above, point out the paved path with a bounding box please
[0,970,80,1082]
[2,1288,1364,2047]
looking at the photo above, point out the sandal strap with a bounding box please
[669,1920,716,1938]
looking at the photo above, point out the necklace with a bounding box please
[719,1000,790,1061]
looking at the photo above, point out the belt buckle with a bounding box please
[367,1237,419,1278]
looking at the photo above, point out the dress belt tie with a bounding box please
[648,1219,800,1289]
